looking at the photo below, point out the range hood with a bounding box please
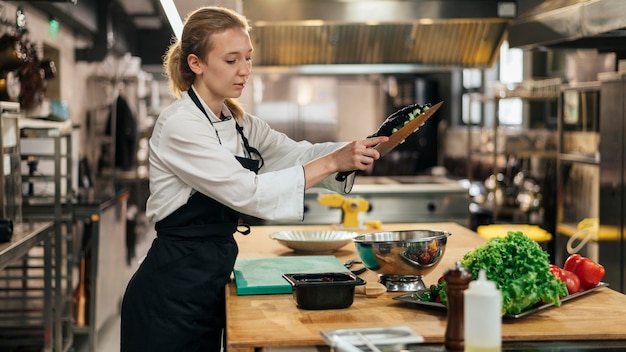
[508,0,626,54]
[241,0,515,69]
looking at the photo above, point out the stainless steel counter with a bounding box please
[0,221,54,351]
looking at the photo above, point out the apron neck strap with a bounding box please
[188,87,264,171]
[188,87,222,144]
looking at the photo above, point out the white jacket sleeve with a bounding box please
[146,95,351,223]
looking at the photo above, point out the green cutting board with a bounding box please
[233,256,350,295]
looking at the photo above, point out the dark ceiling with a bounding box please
[27,0,175,65]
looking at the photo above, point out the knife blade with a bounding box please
[335,101,443,182]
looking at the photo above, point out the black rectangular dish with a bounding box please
[393,282,609,319]
[282,272,366,310]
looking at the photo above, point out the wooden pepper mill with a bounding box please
[443,261,473,351]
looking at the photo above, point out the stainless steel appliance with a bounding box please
[250,75,339,143]
[267,176,469,227]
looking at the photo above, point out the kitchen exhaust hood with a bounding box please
[241,0,515,69]
[508,0,626,54]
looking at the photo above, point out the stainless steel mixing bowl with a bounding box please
[352,230,451,291]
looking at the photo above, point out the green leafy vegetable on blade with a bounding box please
[418,231,568,316]
[368,103,431,138]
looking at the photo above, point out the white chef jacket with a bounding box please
[146,89,354,223]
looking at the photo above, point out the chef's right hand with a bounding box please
[303,136,388,189]
[333,136,389,173]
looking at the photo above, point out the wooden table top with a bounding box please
[226,222,626,352]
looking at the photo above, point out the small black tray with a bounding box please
[283,272,366,310]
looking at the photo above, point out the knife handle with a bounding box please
[336,170,354,182]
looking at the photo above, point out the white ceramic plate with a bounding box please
[270,230,358,253]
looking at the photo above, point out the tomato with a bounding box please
[562,269,581,294]
[564,254,606,291]
[417,251,432,264]
[549,264,564,281]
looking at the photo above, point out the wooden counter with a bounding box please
[226,222,626,351]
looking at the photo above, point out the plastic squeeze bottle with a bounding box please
[464,269,502,352]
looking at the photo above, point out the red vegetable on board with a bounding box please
[549,264,580,294]
[563,254,606,291]
[562,269,581,294]
[549,264,563,281]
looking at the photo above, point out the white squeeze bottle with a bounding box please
[464,269,502,352]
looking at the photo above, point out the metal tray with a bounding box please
[321,326,424,351]
[393,282,609,319]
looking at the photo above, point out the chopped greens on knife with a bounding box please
[419,231,568,316]
[368,103,432,138]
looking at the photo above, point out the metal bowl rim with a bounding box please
[352,229,451,243]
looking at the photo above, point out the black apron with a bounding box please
[121,89,262,352]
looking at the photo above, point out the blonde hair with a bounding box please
[163,6,250,119]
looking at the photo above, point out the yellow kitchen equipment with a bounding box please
[476,224,552,251]
[317,193,370,229]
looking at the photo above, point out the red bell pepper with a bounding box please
[563,254,605,290]
[563,253,582,272]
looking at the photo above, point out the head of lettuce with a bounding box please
[436,231,568,316]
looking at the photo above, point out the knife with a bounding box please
[335,101,444,182]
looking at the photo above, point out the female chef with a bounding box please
[120,6,388,352]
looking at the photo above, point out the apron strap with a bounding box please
[188,87,263,171]
[235,123,264,170]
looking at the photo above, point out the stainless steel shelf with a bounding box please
[21,125,75,352]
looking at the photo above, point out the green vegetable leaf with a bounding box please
[423,231,568,315]
[459,231,568,315]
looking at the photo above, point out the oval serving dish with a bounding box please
[270,230,358,253]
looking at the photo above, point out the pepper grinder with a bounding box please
[443,261,472,351]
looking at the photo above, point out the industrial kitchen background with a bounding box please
[0,1,626,349]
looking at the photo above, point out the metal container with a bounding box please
[353,230,451,291]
